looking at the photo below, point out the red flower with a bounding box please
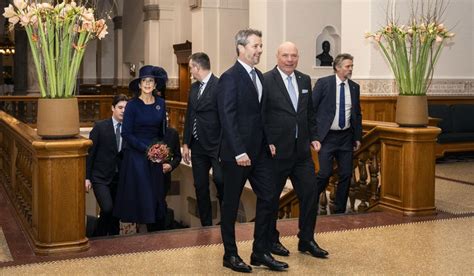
[147,143,170,163]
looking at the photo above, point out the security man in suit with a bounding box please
[263,42,329,258]
[312,53,362,214]
[183,52,223,227]
[217,29,288,273]
[86,94,128,236]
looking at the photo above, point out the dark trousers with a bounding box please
[191,139,224,226]
[220,152,274,257]
[93,174,120,236]
[316,130,354,213]
[270,153,318,242]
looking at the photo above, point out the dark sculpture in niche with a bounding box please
[316,40,333,66]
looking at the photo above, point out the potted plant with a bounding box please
[3,0,108,138]
[365,0,454,126]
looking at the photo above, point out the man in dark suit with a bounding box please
[217,29,288,273]
[85,94,128,236]
[262,42,329,258]
[183,52,223,227]
[311,53,362,214]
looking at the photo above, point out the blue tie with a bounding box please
[339,83,345,129]
[287,76,298,111]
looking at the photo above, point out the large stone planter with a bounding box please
[395,95,428,127]
[37,97,80,139]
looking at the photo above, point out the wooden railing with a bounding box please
[0,95,114,127]
[0,111,91,255]
[279,120,441,217]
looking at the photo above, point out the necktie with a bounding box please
[115,122,121,151]
[193,82,204,140]
[250,69,258,90]
[287,76,298,111]
[197,82,204,99]
[338,83,345,129]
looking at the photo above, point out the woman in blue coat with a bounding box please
[114,65,168,231]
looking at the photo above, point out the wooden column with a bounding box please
[376,126,441,216]
[31,138,91,254]
[0,110,92,255]
[173,41,192,102]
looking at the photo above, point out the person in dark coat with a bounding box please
[312,53,362,214]
[113,65,168,232]
[85,94,129,236]
[183,52,223,227]
[262,42,328,258]
[217,28,288,273]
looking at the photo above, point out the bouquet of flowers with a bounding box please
[147,142,170,164]
[3,0,109,98]
[365,0,454,95]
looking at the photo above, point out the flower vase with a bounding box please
[395,95,429,127]
[37,98,80,139]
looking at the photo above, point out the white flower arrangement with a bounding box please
[365,0,455,95]
[3,0,109,98]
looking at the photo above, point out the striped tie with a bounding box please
[193,82,203,140]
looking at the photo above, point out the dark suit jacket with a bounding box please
[217,61,266,162]
[163,127,182,190]
[163,127,182,172]
[311,75,362,143]
[86,118,121,185]
[262,67,317,159]
[183,74,221,156]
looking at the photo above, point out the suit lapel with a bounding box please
[329,75,337,115]
[295,71,306,112]
[348,79,357,115]
[235,61,260,103]
[272,67,295,113]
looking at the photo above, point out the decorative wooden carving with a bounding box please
[0,111,92,255]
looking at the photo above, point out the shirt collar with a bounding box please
[237,58,255,74]
[276,66,296,81]
[335,74,346,86]
[112,117,121,127]
[201,72,212,84]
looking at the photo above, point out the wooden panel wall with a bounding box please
[360,96,474,122]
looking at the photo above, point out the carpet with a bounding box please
[436,178,474,214]
[435,162,474,185]
[0,228,12,263]
[1,217,472,275]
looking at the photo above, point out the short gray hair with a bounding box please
[333,53,354,72]
[235,28,262,56]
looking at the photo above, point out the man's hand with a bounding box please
[163,163,172,173]
[311,140,321,152]
[353,141,361,151]
[85,179,92,193]
[269,144,276,157]
[183,144,191,164]
[236,153,251,166]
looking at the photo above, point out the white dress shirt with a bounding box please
[330,75,352,130]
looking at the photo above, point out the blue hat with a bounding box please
[129,65,168,92]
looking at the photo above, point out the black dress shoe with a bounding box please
[223,255,252,273]
[298,240,329,258]
[270,242,290,256]
[250,252,289,271]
